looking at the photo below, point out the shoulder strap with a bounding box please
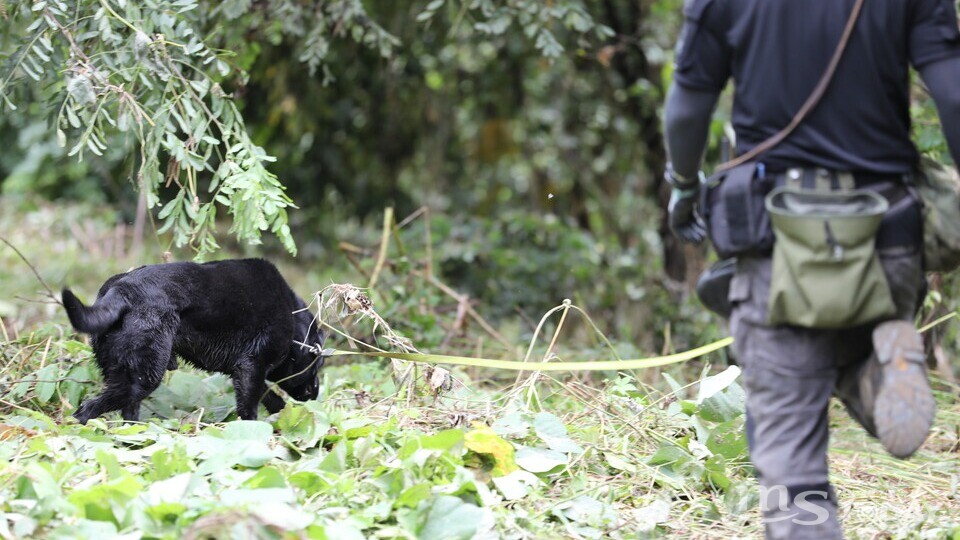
[716,0,866,172]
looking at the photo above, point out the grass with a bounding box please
[0,198,959,539]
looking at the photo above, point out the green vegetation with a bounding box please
[2,1,960,538]
[1,204,959,538]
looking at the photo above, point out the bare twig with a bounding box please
[0,236,61,305]
[417,270,513,350]
[368,207,394,290]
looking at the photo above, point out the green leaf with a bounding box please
[223,420,273,441]
[244,466,288,489]
[34,363,59,403]
[648,444,690,468]
[533,412,583,454]
[491,412,531,438]
[514,445,567,474]
[395,483,431,509]
[698,382,746,423]
[603,452,637,473]
[696,366,741,404]
[143,473,192,506]
[319,442,348,473]
[417,496,487,540]
[491,470,540,501]
[552,495,617,527]
[289,471,331,496]
[276,403,330,448]
[399,428,464,459]
[633,500,671,532]
[705,419,748,461]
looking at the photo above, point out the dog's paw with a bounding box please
[73,402,93,425]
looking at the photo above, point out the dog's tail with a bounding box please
[61,288,127,334]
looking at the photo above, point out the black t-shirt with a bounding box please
[674,0,960,173]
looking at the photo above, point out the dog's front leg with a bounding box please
[261,389,286,414]
[231,360,266,420]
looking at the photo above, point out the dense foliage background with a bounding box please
[1,2,959,538]
[0,0,697,308]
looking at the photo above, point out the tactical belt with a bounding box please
[772,167,916,216]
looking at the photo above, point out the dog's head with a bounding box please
[273,305,326,402]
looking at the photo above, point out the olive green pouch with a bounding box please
[765,187,895,328]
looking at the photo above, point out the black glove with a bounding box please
[665,167,706,244]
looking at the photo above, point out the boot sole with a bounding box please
[872,321,936,459]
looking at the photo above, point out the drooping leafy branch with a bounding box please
[1,0,400,257]
[0,0,611,258]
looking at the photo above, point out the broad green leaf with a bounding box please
[288,471,332,496]
[706,419,748,461]
[632,500,671,532]
[662,372,686,398]
[34,363,59,403]
[603,452,637,473]
[319,442,348,473]
[491,470,540,501]
[698,382,746,423]
[149,445,193,481]
[417,496,487,540]
[696,366,742,404]
[276,403,330,448]
[47,520,117,540]
[253,502,315,531]
[143,473,192,505]
[395,483,431,509]
[399,428,464,459]
[705,455,732,489]
[533,413,583,454]
[648,444,690,468]
[244,466,288,489]
[515,445,567,474]
[552,495,617,527]
[491,412,532,438]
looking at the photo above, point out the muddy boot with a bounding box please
[862,320,936,458]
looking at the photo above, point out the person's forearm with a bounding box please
[920,56,960,167]
[664,83,722,181]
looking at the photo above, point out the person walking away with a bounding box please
[663,0,960,537]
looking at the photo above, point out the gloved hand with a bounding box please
[665,166,706,244]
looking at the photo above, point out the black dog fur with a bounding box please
[62,258,326,423]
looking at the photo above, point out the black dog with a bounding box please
[62,259,326,423]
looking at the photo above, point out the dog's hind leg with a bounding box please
[121,366,165,422]
[74,368,130,424]
[121,328,173,422]
[231,358,268,420]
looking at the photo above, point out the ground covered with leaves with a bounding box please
[1,323,959,539]
[0,201,959,539]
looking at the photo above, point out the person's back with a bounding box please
[675,0,960,173]
[663,0,960,537]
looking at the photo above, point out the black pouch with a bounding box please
[702,163,776,258]
[695,258,736,319]
[867,182,923,253]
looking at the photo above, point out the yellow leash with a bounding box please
[315,304,960,374]
[321,310,959,372]
[325,337,734,372]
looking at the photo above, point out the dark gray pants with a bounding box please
[729,252,924,539]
